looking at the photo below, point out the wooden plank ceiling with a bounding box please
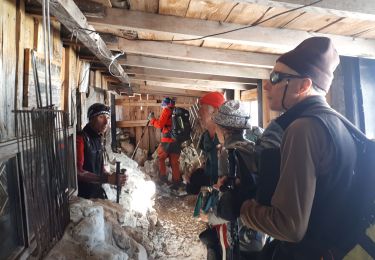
[42,0,375,96]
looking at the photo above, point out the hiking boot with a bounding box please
[170,182,188,197]
[170,182,186,192]
[157,175,169,185]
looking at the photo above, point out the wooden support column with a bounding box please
[225,89,234,100]
[110,93,117,151]
[257,80,263,128]
[234,90,241,101]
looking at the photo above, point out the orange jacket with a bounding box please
[150,107,174,142]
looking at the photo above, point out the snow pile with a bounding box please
[104,152,156,226]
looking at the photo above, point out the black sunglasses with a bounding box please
[269,71,306,85]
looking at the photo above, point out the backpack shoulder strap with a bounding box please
[310,107,368,143]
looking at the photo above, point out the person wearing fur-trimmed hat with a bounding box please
[199,100,266,259]
[219,37,357,259]
[77,103,127,199]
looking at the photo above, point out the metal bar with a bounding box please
[14,109,72,257]
[257,79,263,128]
[116,161,121,203]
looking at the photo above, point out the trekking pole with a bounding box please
[131,120,150,160]
[116,161,121,203]
[227,148,240,260]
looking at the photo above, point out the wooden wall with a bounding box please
[0,0,19,141]
[0,0,81,142]
[115,94,197,154]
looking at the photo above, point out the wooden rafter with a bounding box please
[37,0,130,84]
[106,38,278,68]
[130,78,250,91]
[231,0,375,21]
[118,55,271,79]
[115,100,192,107]
[88,9,375,58]
[133,84,208,97]
[125,67,257,84]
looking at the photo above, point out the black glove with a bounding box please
[147,112,155,120]
[216,190,242,221]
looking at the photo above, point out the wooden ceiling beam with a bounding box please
[88,9,375,58]
[129,77,251,91]
[73,0,105,18]
[118,55,270,79]
[115,100,192,107]
[231,0,375,21]
[130,79,225,92]
[134,84,208,97]
[125,67,257,84]
[107,38,277,68]
[91,0,112,8]
[37,0,130,84]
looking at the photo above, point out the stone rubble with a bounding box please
[45,150,206,260]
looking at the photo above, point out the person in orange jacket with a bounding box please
[149,97,182,190]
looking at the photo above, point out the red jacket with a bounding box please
[150,107,174,143]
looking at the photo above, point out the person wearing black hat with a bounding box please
[217,37,357,259]
[77,103,127,199]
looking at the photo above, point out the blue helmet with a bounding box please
[162,97,175,107]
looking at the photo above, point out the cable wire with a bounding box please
[74,0,322,43]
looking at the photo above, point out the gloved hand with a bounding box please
[216,190,242,221]
[147,112,155,120]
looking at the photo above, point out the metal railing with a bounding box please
[15,109,72,257]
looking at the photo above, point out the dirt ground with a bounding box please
[152,186,207,260]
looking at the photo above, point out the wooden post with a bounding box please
[111,93,117,151]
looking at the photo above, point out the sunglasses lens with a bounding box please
[270,71,280,84]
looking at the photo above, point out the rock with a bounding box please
[148,213,158,228]
[112,225,142,259]
[133,148,147,166]
[71,206,105,250]
[120,142,134,157]
[143,159,159,178]
[90,244,128,260]
[70,204,84,224]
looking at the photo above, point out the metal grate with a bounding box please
[15,109,71,257]
[0,162,8,217]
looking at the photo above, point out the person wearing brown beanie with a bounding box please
[224,37,358,259]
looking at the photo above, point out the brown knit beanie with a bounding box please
[277,37,340,92]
